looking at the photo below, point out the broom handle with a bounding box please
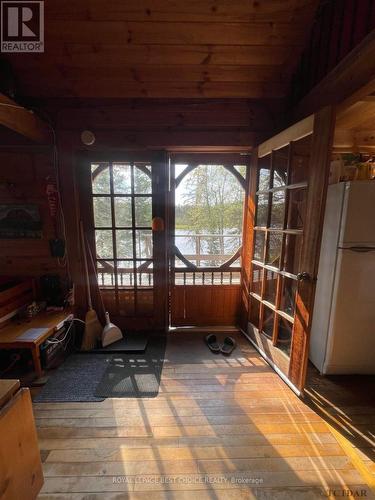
[80,220,93,309]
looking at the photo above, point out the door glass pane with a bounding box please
[264,269,278,305]
[114,197,132,227]
[136,230,153,259]
[257,155,271,191]
[135,197,152,227]
[116,230,133,258]
[282,234,303,276]
[134,165,152,194]
[254,231,265,262]
[280,277,297,316]
[290,135,311,185]
[95,230,113,259]
[276,316,293,356]
[270,189,286,228]
[249,296,261,329]
[273,146,289,188]
[174,164,245,271]
[262,306,274,339]
[91,164,110,194]
[93,197,111,227]
[117,260,134,287]
[97,260,115,286]
[137,261,154,287]
[266,232,282,268]
[251,264,263,297]
[287,187,307,230]
[255,194,269,227]
[113,164,132,194]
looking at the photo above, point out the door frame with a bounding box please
[167,153,250,327]
[76,149,169,332]
[243,107,335,394]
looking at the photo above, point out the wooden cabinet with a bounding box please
[0,380,43,500]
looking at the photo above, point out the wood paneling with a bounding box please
[4,0,319,99]
[52,98,281,148]
[290,0,375,108]
[46,0,319,23]
[333,96,375,152]
[20,81,288,99]
[294,29,375,121]
[0,149,67,280]
[171,285,240,326]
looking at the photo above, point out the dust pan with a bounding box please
[102,311,123,347]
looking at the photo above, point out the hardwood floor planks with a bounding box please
[34,332,374,497]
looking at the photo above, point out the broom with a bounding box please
[80,221,102,350]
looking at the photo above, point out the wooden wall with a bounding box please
[50,98,283,148]
[289,0,375,106]
[0,143,67,284]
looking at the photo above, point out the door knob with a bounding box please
[296,272,311,282]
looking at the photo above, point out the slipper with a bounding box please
[220,336,236,356]
[205,334,220,354]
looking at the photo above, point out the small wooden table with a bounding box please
[0,310,73,379]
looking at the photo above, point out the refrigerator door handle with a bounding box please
[339,246,375,253]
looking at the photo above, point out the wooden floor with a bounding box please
[305,365,375,490]
[33,332,374,499]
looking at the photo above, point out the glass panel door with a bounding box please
[79,152,167,331]
[246,109,335,393]
[250,138,310,357]
[169,154,249,326]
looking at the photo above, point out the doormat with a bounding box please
[94,335,166,398]
[88,334,148,353]
[33,354,110,403]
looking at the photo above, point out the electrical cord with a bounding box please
[45,317,85,345]
[28,106,71,277]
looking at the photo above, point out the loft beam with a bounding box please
[0,93,51,143]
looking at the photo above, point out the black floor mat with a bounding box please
[89,334,148,353]
[33,354,110,402]
[94,335,166,398]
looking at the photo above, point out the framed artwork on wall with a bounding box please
[0,204,42,239]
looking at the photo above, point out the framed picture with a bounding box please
[0,204,42,239]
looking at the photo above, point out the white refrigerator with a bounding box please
[309,181,375,375]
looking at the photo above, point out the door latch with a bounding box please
[296,272,312,282]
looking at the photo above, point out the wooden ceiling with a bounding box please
[6,0,319,99]
[334,95,375,152]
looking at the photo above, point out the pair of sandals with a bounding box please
[205,334,237,356]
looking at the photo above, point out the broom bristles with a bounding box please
[81,309,102,351]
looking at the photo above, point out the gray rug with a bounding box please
[33,335,166,402]
[33,354,111,402]
[94,335,166,398]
